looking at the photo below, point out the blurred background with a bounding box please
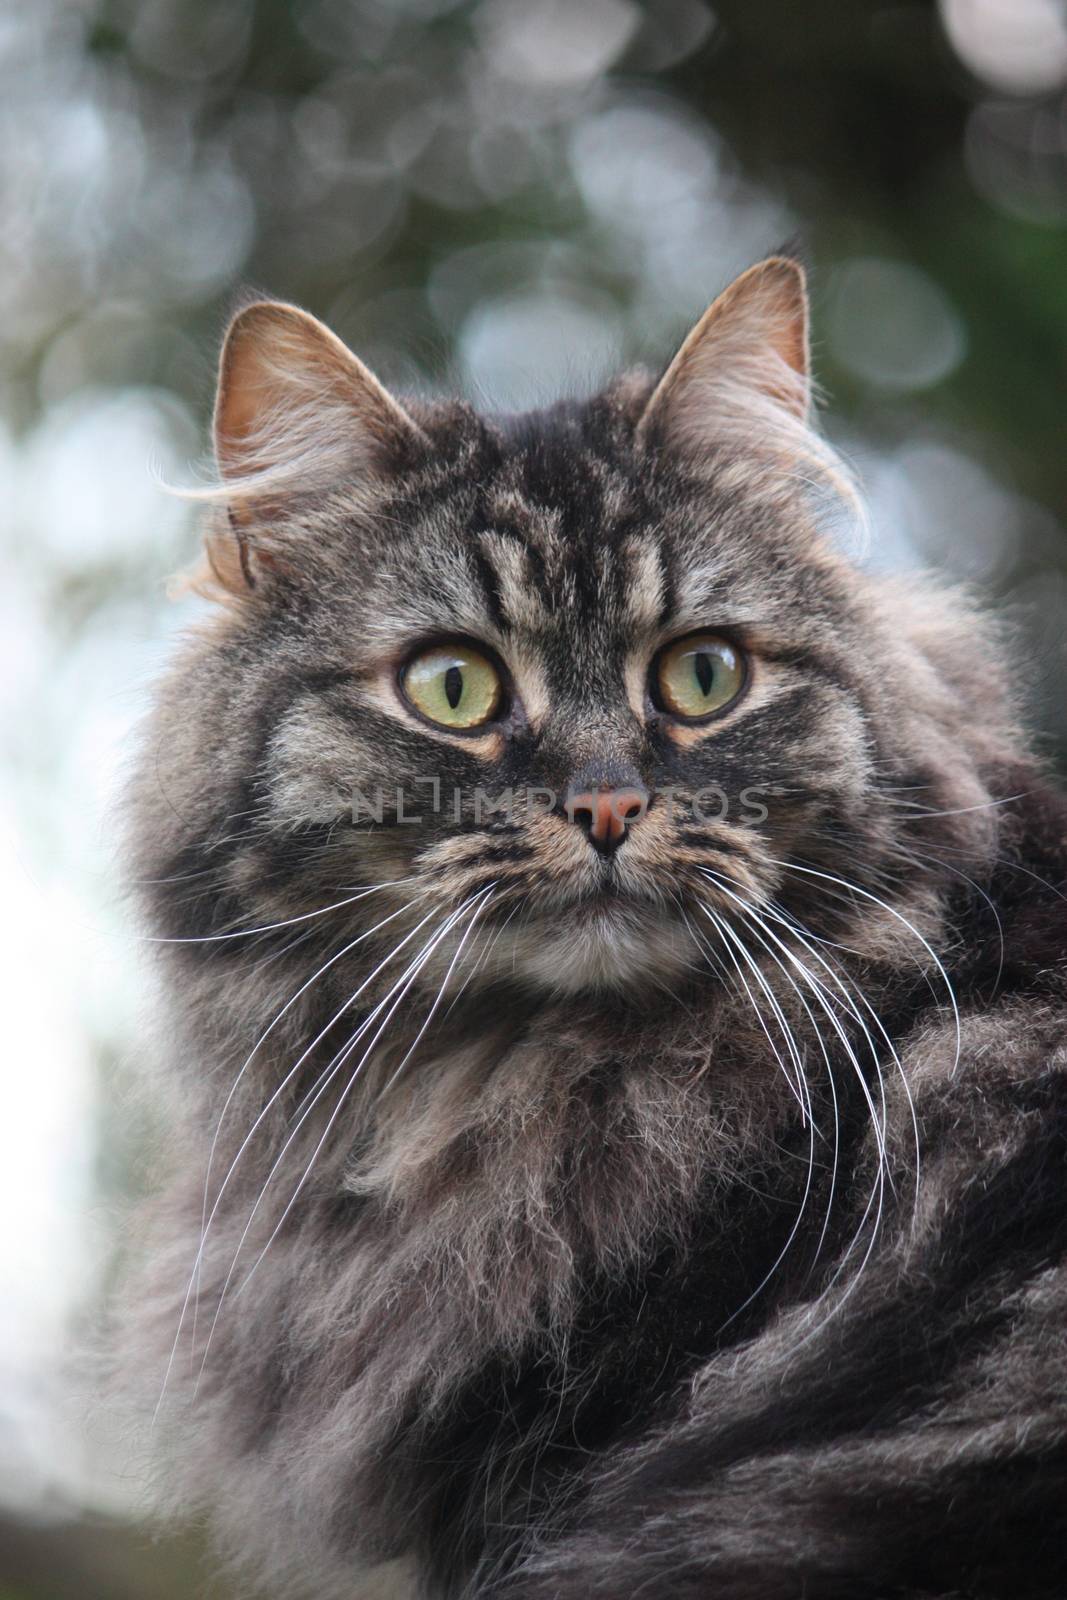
[1,0,1066,1593]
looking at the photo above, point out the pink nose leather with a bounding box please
[565,788,647,847]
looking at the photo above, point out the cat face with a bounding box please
[149,262,1003,1000]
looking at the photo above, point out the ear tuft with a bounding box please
[213,299,426,506]
[637,256,811,450]
[190,300,427,600]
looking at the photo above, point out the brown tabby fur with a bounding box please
[114,260,1067,1599]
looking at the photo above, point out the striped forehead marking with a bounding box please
[473,461,670,634]
[475,524,670,636]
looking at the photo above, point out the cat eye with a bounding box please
[401,641,503,730]
[654,633,746,722]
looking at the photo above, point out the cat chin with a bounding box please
[487,901,694,995]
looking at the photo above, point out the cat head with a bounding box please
[140,259,1020,1000]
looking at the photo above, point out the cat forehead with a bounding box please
[460,395,655,559]
[474,453,664,636]
[378,397,772,639]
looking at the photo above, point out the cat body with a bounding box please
[119,262,1067,1598]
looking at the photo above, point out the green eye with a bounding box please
[401,642,503,730]
[655,633,746,721]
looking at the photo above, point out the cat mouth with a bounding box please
[543,876,656,918]
[546,879,682,937]
[569,891,631,922]
[576,879,659,911]
[500,891,691,993]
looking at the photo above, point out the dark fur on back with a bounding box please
[115,267,1067,1599]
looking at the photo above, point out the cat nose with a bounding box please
[563,786,649,855]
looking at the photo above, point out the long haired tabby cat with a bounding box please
[118,258,1067,1598]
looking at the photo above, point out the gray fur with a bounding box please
[112,263,1067,1599]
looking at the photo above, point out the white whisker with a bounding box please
[154,898,442,1416]
[690,900,825,1328]
[229,889,494,1305]
[189,901,465,1386]
[147,878,411,946]
[699,872,892,1318]
[167,898,423,1404]
[703,891,842,1280]
[694,904,810,1120]
[773,859,961,1078]
[375,887,497,1103]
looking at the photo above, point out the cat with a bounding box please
[115,257,1067,1599]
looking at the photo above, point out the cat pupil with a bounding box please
[694,652,715,697]
[445,665,464,709]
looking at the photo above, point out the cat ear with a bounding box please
[636,257,811,452]
[214,299,426,501]
[200,300,427,597]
